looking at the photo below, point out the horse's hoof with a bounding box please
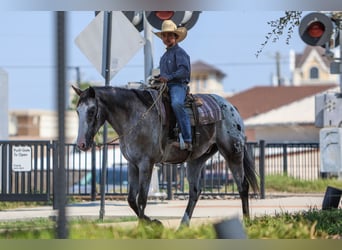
[138,218,163,228]
[151,219,163,227]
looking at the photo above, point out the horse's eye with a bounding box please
[87,108,96,118]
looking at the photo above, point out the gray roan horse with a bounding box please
[72,85,258,227]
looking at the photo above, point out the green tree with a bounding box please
[256,11,302,57]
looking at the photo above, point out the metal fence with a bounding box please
[253,141,320,180]
[0,140,53,202]
[0,140,322,202]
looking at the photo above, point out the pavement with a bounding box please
[0,193,334,228]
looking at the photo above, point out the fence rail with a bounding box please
[0,140,322,202]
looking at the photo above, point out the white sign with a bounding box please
[12,146,32,172]
[75,11,145,80]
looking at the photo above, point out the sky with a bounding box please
[0,11,310,111]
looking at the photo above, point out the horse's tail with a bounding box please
[243,145,259,193]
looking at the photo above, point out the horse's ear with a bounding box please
[88,87,96,98]
[72,85,83,96]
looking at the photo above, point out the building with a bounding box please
[290,46,338,85]
[9,109,78,143]
[228,84,338,142]
[228,45,340,143]
[188,60,227,96]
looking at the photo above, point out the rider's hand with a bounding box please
[157,76,168,84]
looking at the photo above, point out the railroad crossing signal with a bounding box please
[299,12,340,48]
[122,11,201,31]
[145,11,201,30]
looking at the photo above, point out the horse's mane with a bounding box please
[93,86,154,108]
[130,88,155,107]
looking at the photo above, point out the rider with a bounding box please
[154,20,192,151]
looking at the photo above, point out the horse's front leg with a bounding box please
[127,163,141,217]
[135,161,162,226]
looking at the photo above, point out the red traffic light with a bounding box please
[299,12,333,46]
[307,22,325,38]
[145,11,201,30]
[155,11,175,20]
[145,11,186,30]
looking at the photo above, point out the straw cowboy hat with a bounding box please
[154,20,187,43]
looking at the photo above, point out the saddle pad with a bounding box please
[147,89,222,126]
[187,94,222,125]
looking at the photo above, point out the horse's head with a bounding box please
[72,85,106,151]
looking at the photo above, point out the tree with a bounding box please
[256,11,302,57]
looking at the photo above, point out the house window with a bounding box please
[310,67,319,79]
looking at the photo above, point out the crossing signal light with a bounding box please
[122,11,144,32]
[299,12,339,48]
[94,11,201,33]
[145,11,201,30]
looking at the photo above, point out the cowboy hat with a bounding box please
[154,20,187,43]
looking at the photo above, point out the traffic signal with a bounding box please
[145,11,201,30]
[299,12,339,48]
[95,11,200,32]
[122,11,144,32]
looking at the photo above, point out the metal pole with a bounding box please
[259,140,265,199]
[91,145,96,201]
[99,11,112,221]
[167,164,173,200]
[339,19,342,93]
[275,51,282,86]
[339,18,342,179]
[143,12,154,82]
[283,144,288,175]
[55,11,68,238]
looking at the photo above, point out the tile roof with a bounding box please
[227,84,338,120]
[191,60,226,78]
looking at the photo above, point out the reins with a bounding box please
[95,83,167,148]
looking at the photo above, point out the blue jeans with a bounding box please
[167,83,192,143]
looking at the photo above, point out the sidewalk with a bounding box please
[0,194,329,228]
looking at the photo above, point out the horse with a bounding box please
[72,85,259,227]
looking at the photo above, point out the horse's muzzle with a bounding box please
[77,142,92,151]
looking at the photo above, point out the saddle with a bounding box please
[148,80,223,146]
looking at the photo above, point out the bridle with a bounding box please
[92,84,167,148]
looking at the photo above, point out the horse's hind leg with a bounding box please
[180,157,209,227]
[218,141,250,218]
[227,155,250,218]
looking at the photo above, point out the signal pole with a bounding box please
[299,12,342,179]
[338,18,342,92]
[275,51,282,86]
[144,12,154,82]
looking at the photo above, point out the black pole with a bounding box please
[55,11,68,238]
[167,164,173,200]
[259,140,265,199]
[283,144,288,176]
[91,144,97,201]
[99,11,112,221]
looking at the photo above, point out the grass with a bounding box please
[0,208,341,239]
[0,175,341,239]
[265,175,342,193]
[245,208,342,239]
